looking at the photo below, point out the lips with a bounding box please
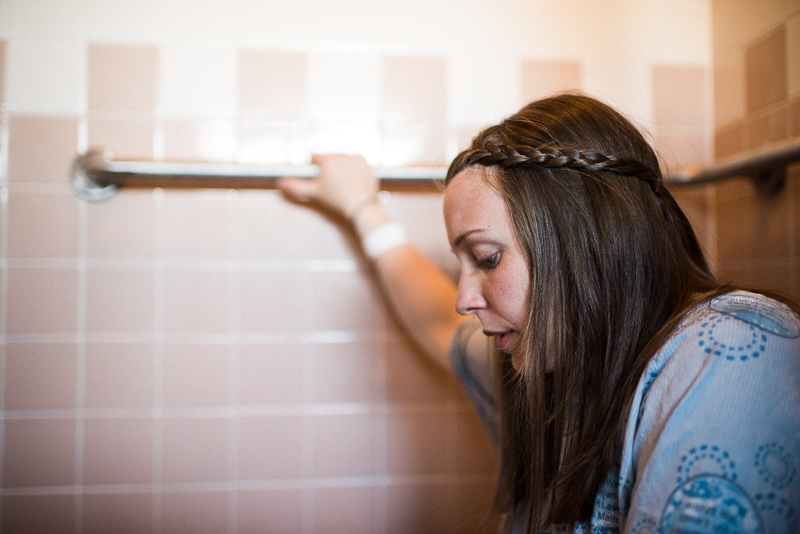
[484,330,517,352]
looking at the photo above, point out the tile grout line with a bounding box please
[152,187,166,534]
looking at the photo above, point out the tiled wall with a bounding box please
[711,1,800,296]
[0,1,713,533]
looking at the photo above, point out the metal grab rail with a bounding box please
[70,147,448,201]
[70,137,800,201]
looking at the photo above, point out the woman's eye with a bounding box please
[479,252,500,268]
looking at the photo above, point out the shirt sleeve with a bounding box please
[620,294,800,534]
[450,317,501,446]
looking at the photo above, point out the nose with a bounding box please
[454,271,486,315]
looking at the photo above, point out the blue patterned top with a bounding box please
[451,291,800,534]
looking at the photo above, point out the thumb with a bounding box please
[275,177,318,203]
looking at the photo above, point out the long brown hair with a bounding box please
[446,93,722,530]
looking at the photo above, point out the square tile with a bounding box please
[236,191,311,260]
[313,413,378,477]
[87,117,155,160]
[7,192,79,258]
[312,486,376,534]
[386,482,454,534]
[386,411,454,475]
[382,56,446,123]
[309,271,383,331]
[239,343,304,405]
[86,268,155,332]
[3,418,76,487]
[162,190,233,258]
[385,335,459,403]
[1,495,75,534]
[87,189,157,257]
[745,27,788,112]
[163,343,230,407]
[7,268,78,334]
[83,418,154,484]
[163,118,236,162]
[8,115,79,183]
[4,343,77,410]
[308,51,380,117]
[652,64,707,126]
[6,39,84,114]
[89,44,158,112]
[163,269,232,333]
[82,492,152,534]
[238,489,303,534]
[312,341,381,403]
[161,43,236,114]
[714,52,746,127]
[239,271,305,333]
[239,50,307,119]
[160,492,229,534]
[161,417,229,483]
[85,343,155,409]
[520,59,582,105]
[238,416,304,479]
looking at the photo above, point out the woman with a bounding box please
[278,94,800,533]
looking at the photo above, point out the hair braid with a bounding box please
[464,143,661,193]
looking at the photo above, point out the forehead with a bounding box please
[443,167,510,242]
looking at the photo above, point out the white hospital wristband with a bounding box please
[361,223,409,259]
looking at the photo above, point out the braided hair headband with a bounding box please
[465,143,661,194]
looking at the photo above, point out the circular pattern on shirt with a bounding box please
[710,294,800,338]
[630,516,657,534]
[677,444,737,484]
[660,475,762,534]
[755,443,796,489]
[697,314,767,361]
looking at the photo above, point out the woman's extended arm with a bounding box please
[276,154,467,372]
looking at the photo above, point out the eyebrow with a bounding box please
[453,229,489,249]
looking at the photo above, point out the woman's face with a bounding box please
[444,167,530,370]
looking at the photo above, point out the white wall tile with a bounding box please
[308,50,382,119]
[84,0,162,42]
[10,0,82,38]
[160,43,237,116]
[6,38,85,114]
[161,0,235,41]
[448,51,518,127]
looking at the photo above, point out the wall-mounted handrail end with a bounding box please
[70,148,118,201]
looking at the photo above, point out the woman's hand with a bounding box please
[276,154,378,222]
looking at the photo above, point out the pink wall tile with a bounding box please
[239,343,304,405]
[0,40,5,104]
[238,489,304,534]
[382,122,447,166]
[87,117,155,160]
[8,115,78,183]
[310,271,384,331]
[239,271,305,332]
[161,417,229,483]
[85,343,155,409]
[453,481,500,534]
[654,125,709,169]
[455,410,497,475]
[239,50,307,118]
[312,341,381,403]
[7,192,79,258]
[790,97,800,137]
[383,56,446,123]
[163,269,232,333]
[714,120,747,159]
[89,44,158,112]
[163,118,237,162]
[520,60,582,105]
[745,27,787,112]
[652,65,707,126]
[3,418,76,487]
[86,268,155,332]
[163,343,230,407]
[87,190,157,257]
[83,418,154,484]
[747,105,789,149]
[793,168,800,261]
[385,335,459,403]
[4,343,77,410]
[237,191,312,260]
[386,482,454,534]
[312,486,376,534]
[162,191,233,258]
[160,492,229,534]
[386,411,454,475]
[1,495,75,534]
[82,493,152,534]
[7,268,78,334]
[238,416,304,479]
[313,414,378,477]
